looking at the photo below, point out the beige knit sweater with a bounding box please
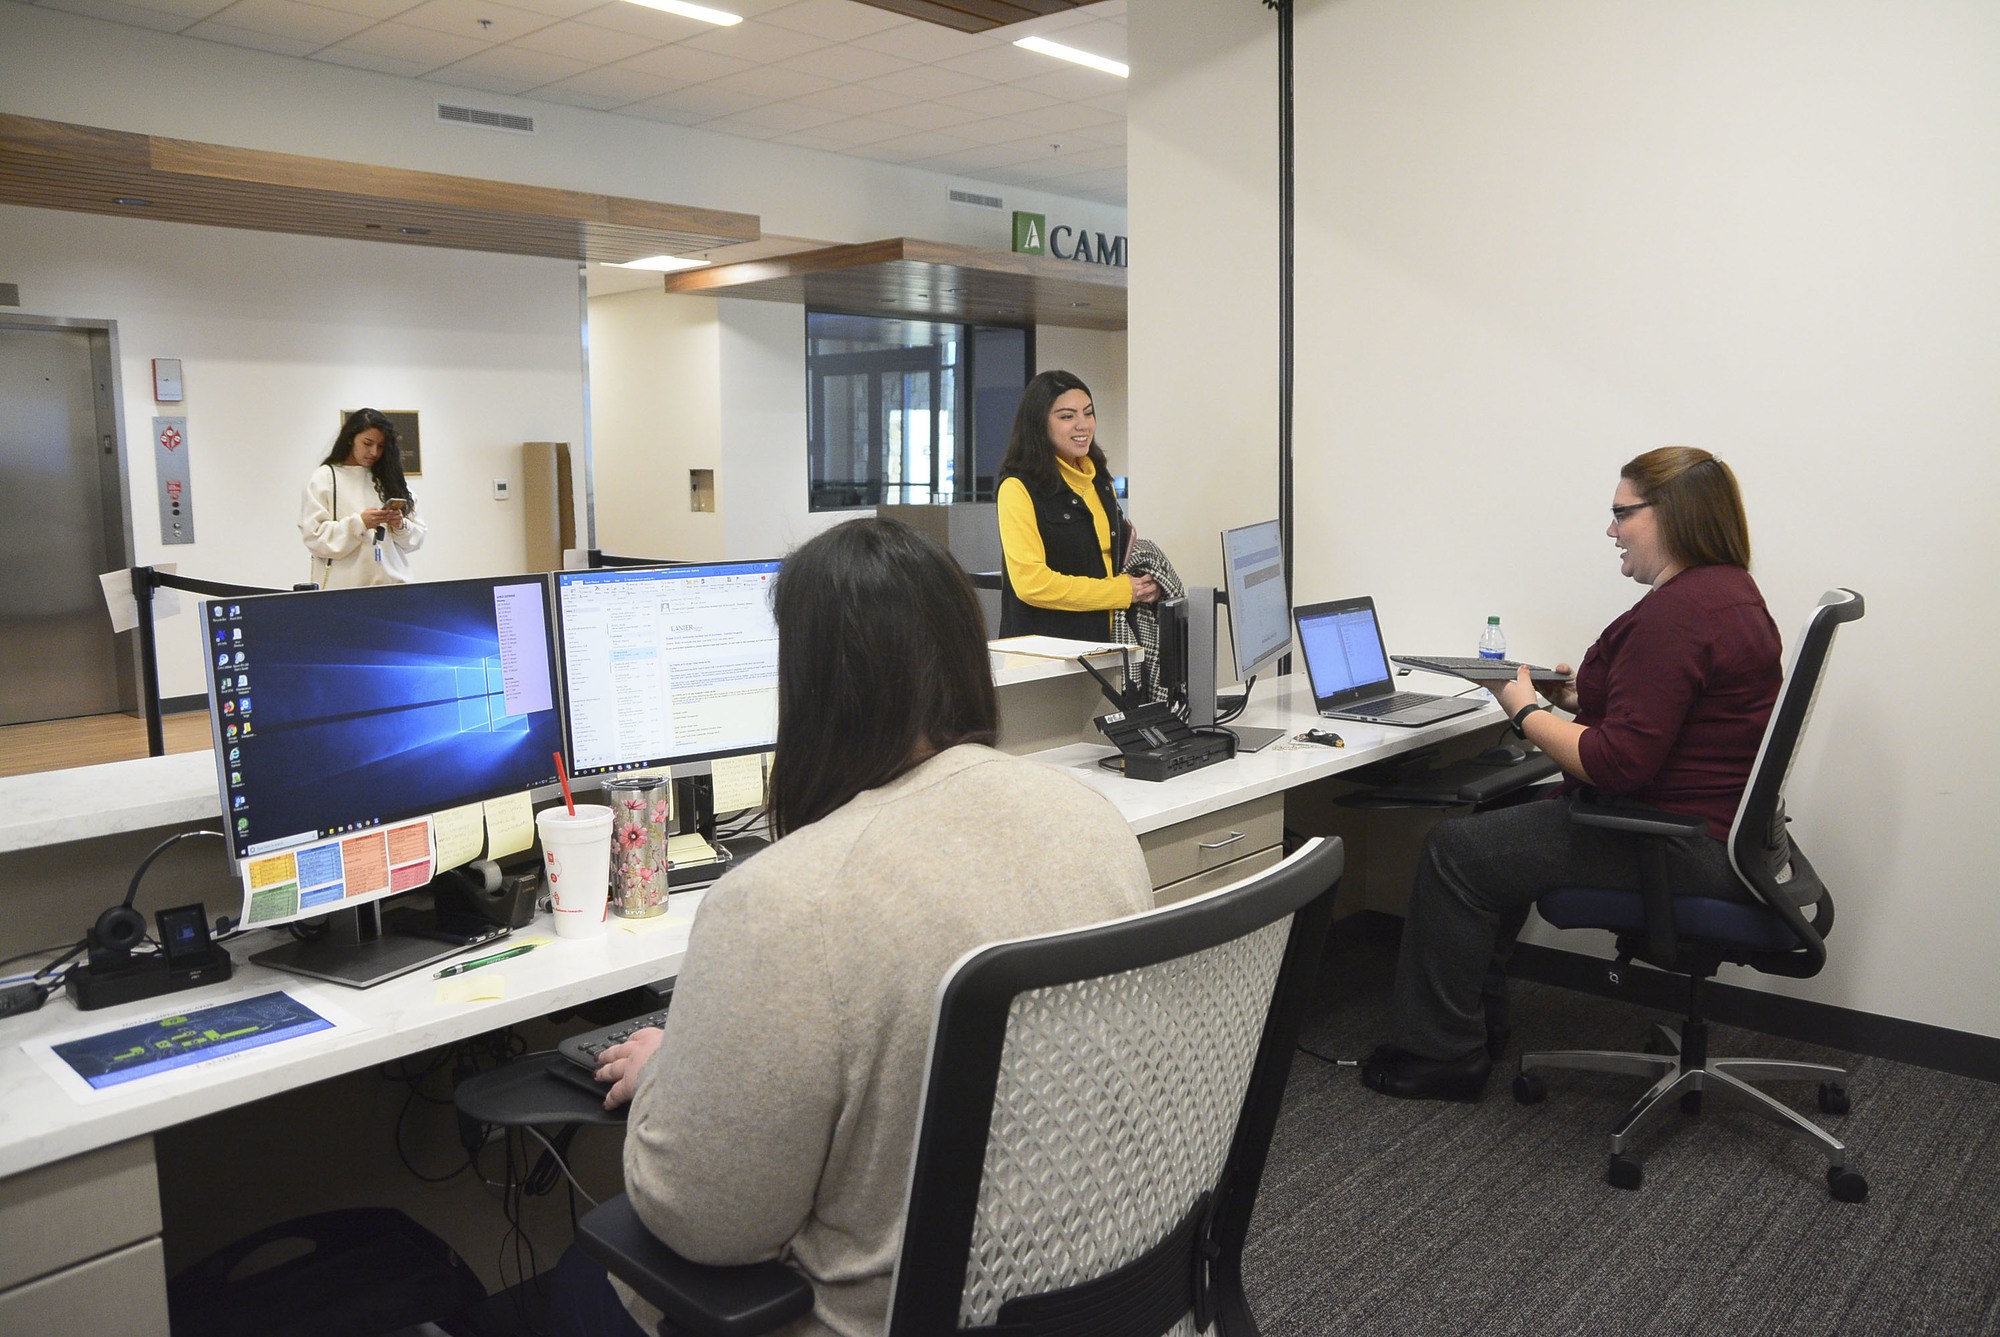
[619,745,1155,1336]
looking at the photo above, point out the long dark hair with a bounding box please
[321,408,416,515]
[767,518,997,838]
[997,369,1108,493]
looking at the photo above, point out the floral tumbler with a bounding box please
[603,775,672,918]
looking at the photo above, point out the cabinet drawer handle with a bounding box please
[1198,831,1247,851]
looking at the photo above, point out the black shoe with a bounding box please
[1360,1043,1492,1102]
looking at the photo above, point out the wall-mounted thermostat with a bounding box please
[492,478,510,500]
[153,358,183,403]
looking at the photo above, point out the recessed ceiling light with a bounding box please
[1013,35,1128,79]
[619,0,741,25]
[400,226,431,235]
[609,255,713,272]
[113,196,151,207]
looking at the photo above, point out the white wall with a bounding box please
[1036,326,1128,477]
[588,290,724,562]
[716,299,835,559]
[1131,0,2000,1038]
[2,203,584,702]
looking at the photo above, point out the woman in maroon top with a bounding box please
[1362,447,1781,1101]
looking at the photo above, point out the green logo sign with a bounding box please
[1012,211,1046,256]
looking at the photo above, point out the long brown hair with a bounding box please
[1622,446,1750,569]
[767,519,997,837]
[997,369,1108,493]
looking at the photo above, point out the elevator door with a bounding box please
[0,326,123,724]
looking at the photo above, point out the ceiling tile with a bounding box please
[758,0,901,41]
[395,0,553,43]
[430,44,590,93]
[944,115,1049,147]
[917,141,1047,173]
[935,82,1053,118]
[1003,99,1120,134]
[648,81,765,117]
[703,99,845,133]
[933,43,1054,85]
[179,19,324,52]
[680,19,829,63]
[531,63,677,107]
[789,82,913,117]
[611,42,753,84]
[32,0,206,31]
[311,45,439,75]
[319,17,483,65]
[514,18,654,60]
[688,113,784,140]
[198,0,374,44]
[846,18,983,64]
[700,63,837,100]
[867,63,988,103]
[867,99,986,130]
[619,97,712,125]
[567,1,708,40]
[61,0,243,20]
[774,114,911,147]
[1010,64,1122,103]
[1053,18,1125,59]
[860,128,979,163]
[771,41,912,84]
[1039,143,1122,172]
[495,0,601,16]
[300,0,430,19]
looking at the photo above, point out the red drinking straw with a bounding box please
[553,751,577,816]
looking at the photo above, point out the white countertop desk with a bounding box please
[0,670,1501,1329]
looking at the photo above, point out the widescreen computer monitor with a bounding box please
[553,560,782,778]
[202,576,565,983]
[1221,519,1291,685]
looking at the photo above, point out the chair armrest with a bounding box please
[1567,791,1707,838]
[576,1196,814,1337]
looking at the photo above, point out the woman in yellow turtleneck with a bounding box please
[995,370,1160,641]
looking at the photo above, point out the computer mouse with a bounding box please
[1477,744,1529,765]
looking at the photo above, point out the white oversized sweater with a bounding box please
[298,463,426,588]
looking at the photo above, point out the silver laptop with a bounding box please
[1293,597,1482,727]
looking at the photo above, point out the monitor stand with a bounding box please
[250,901,507,989]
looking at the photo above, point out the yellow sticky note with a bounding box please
[437,974,507,1004]
[432,803,485,873]
[483,792,535,859]
[711,753,769,815]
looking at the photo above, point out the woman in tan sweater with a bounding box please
[557,517,1154,1337]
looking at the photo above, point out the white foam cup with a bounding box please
[536,803,613,938]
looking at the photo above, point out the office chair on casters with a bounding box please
[1512,588,1865,1201]
[577,836,1344,1337]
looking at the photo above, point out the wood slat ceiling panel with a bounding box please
[0,114,759,264]
[847,0,1091,35]
[663,237,1125,332]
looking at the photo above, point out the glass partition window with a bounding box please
[806,312,1028,511]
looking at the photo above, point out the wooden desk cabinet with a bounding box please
[1140,792,1286,906]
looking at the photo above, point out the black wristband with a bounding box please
[1510,702,1550,738]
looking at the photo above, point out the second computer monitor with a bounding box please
[553,560,782,778]
[1221,519,1290,684]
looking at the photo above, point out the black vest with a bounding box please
[997,465,1129,640]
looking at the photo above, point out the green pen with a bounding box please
[435,943,537,978]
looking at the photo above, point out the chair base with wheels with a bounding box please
[1513,969,1865,1202]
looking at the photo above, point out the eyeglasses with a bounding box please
[1609,502,1652,527]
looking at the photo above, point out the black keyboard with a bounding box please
[557,1006,670,1072]
[1394,655,1560,677]
[1343,692,1438,716]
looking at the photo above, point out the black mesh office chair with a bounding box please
[1513,588,1865,1201]
[577,835,1344,1336]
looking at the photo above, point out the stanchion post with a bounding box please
[132,566,165,757]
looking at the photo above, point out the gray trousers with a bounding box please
[1388,795,1746,1060]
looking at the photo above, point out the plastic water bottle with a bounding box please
[1479,616,1507,661]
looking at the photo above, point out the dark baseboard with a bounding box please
[1509,941,2000,1084]
[1331,911,2000,1085]
[160,695,206,715]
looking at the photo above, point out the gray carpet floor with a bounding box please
[1241,928,2000,1336]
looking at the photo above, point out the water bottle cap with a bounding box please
[1487,615,1501,624]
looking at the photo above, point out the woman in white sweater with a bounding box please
[552,518,1155,1337]
[298,408,425,588]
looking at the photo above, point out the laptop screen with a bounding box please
[1295,598,1394,704]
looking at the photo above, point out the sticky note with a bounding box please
[711,753,769,815]
[432,803,484,872]
[483,792,535,859]
[437,975,507,1005]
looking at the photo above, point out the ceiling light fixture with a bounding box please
[609,255,713,272]
[1013,35,1128,79]
[619,0,741,25]
[113,196,152,207]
